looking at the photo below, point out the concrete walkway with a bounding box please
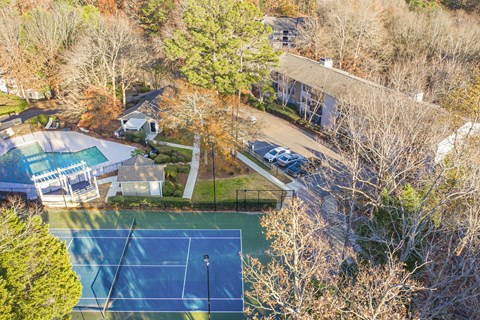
[152,140,194,150]
[237,153,291,191]
[97,176,119,203]
[182,135,200,199]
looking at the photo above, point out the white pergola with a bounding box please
[32,161,99,204]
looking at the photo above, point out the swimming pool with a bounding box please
[0,142,108,184]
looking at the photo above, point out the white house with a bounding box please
[118,89,164,141]
[117,156,165,196]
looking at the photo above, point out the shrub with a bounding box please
[165,169,177,182]
[157,146,174,156]
[177,155,185,163]
[147,140,158,149]
[175,183,184,193]
[173,190,183,197]
[25,114,57,127]
[177,164,190,173]
[163,181,175,196]
[154,154,171,164]
[170,155,178,163]
[125,131,146,143]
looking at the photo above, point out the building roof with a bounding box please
[120,89,165,119]
[277,53,440,110]
[0,118,21,131]
[263,16,306,32]
[122,155,155,166]
[118,163,164,182]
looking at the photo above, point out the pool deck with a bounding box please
[0,131,135,198]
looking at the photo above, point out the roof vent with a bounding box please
[413,92,424,102]
[319,58,333,68]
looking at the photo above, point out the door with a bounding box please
[150,122,157,133]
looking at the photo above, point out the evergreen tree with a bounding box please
[0,204,81,319]
[165,0,278,95]
[140,0,175,35]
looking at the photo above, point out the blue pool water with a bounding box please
[0,143,108,184]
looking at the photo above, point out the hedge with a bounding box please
[108,196,278,211]
[125,131,146,143]
[108,196,191,209]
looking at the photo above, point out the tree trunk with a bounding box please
[122,80,127,110]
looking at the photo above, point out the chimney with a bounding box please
[413,92,424,102]
[319,58,333,68]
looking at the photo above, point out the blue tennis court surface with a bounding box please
[50,229,244,313]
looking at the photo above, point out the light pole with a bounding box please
[208,137,217,211]
[203,254,211,320]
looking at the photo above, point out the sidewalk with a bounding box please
[98,176,118,203]
[237,153,291,191]
[152,140,194,150]
[182,135,200,199]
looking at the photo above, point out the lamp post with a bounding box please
[208,137,217,211]
[203,254,211,320]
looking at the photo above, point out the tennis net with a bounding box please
[102,218,136,316]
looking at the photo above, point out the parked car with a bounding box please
[277,153,304,167]
[286,157,322,177]
[264,147,290,163]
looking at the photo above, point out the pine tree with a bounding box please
[165,0,279,95]
[0,205,82,319]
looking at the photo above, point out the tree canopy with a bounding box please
[0,201,81,319]
[165,0,279,95]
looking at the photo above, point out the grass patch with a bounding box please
[240,151,292,184]
[0,92,28,116]
[168,145,193,158]
[155,128,194,146]
[45,210,269,320]
[192,173,281,202]
[25,114,57,127]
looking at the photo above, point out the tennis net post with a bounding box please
[101,218,137,318]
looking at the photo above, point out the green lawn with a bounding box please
[168,145,193,158]
[0,92,28,116]
[192,173,281,202]
[155,129,194,146]
[45,210,269,320]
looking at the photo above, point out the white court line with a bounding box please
[240,229,245,311]
[60,236,241,240]
[181,238,192,298]
[78,297,243,301]
[67,238,74,250]
[50,228,242,232]
[73,264,187,267]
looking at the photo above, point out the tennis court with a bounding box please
[51,224,244,314]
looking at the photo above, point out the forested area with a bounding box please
[1,0,480,318]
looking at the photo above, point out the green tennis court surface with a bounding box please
[51,228,244,313]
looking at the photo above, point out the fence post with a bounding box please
[257,190,260,212]
[236,190,238,212]
[244,189,247,212]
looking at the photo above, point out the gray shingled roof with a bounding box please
[117,164,164,182]
[120,89,165,119]
[263,16,305,32]
[122,155,154,166]
[277,53,440,110]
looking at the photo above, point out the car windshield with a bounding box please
[269,150,278,156]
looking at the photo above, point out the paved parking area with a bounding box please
[242,107,343,162]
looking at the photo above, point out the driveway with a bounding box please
[242,106,343,162]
